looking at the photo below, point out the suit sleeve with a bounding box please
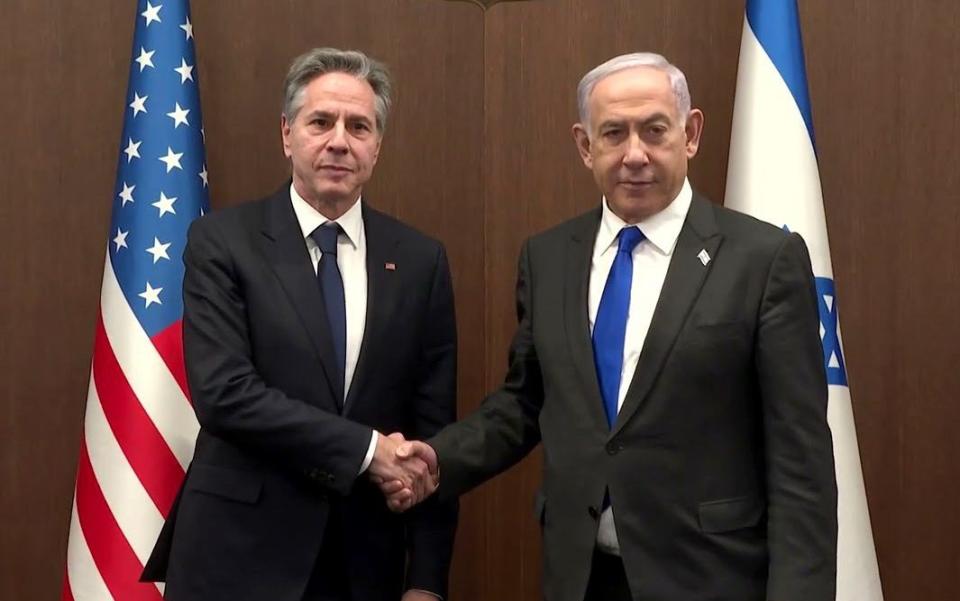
[428,240,544,500]
[403,245,459,598]
[757,233,838,601]
[182,216,372,496]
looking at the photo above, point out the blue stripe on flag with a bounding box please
[746,0,816,147]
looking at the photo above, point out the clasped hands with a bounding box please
[368,432,439,512]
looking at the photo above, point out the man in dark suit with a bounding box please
[388,52,837,601]
[142,48,457,601]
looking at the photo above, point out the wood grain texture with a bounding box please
[0,0,957,599]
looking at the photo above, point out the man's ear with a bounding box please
[280,113,293,158]
[372,134,382,164]
[684,108,704,159]
[572,123,593,169]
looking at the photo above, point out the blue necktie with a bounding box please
[593,226,644,428]
[311,223,346,398]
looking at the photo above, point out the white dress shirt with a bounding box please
[589,179,693,554]
[289,184,377,473]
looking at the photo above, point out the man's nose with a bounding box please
[326,121,349,153]
[622,133,650,167]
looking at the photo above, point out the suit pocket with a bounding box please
[698,495,763,533]
[187,463,262,504]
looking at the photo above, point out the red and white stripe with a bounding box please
[63,254,199,600]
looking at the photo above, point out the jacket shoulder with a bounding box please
[364,204,446,255]
[188,192,276,239]
[526,208,601,249]
[707,201,796,256]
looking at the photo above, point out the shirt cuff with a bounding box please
[358,430,378,474]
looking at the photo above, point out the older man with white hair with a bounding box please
[389,52,838,601]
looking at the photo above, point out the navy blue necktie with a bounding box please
[593,226,644,428]
[311,223,346,397]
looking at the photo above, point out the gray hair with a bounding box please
[282,47,393,133]
[576,52,691,131]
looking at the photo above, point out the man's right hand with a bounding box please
[368,433,436,511]
[379,440,439,512]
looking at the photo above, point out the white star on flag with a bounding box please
[146,237,172,263]
[152,192,177,217]
[138,282,163,307]
[141,2,162,27]
[63,2,213,599]
[199,164,208,187]
[134,47,155,72]
[180,16,194,39]
[112,228,129,251]
[129,92,148,117]
[174,59,195,84]
[118,182,135,206]
[159,147,184,172]
[167,103,190,128]
[124,138,141,162]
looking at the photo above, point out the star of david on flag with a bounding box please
[817,277,847,387]
[725,1,883,599]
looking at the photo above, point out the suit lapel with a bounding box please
[564,208,611,433]
[343,204,400,415]
[259,187,344,404]
[612,193,723,437]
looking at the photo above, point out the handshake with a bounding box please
[368,433,439,512]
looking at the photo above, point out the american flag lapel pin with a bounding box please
[385,262,396,271]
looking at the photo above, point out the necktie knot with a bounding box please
[617,226,644,254]
[311,222,341,255]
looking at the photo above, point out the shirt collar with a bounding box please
[289,183,364,249]
[596,178,692,257]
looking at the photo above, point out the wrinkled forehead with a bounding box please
[590,67,673,106]
[306,72,375,103]
[589,67,680,123]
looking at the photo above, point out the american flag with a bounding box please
[63,1,208,599]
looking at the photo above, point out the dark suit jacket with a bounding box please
[142,185,458,601]
[430,192,837,601]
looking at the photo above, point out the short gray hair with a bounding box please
[282,47,393,133]
[576,52,691,131]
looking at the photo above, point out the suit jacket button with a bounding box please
[588,506,600,519]
[606,441,621,455]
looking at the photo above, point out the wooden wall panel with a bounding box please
[802,1,960,599]
[1,0,959,599]
[0,1,134,598]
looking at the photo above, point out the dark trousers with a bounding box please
[583,549,632,601]
[302,509,351,601]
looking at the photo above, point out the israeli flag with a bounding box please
[724,2,883,599]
